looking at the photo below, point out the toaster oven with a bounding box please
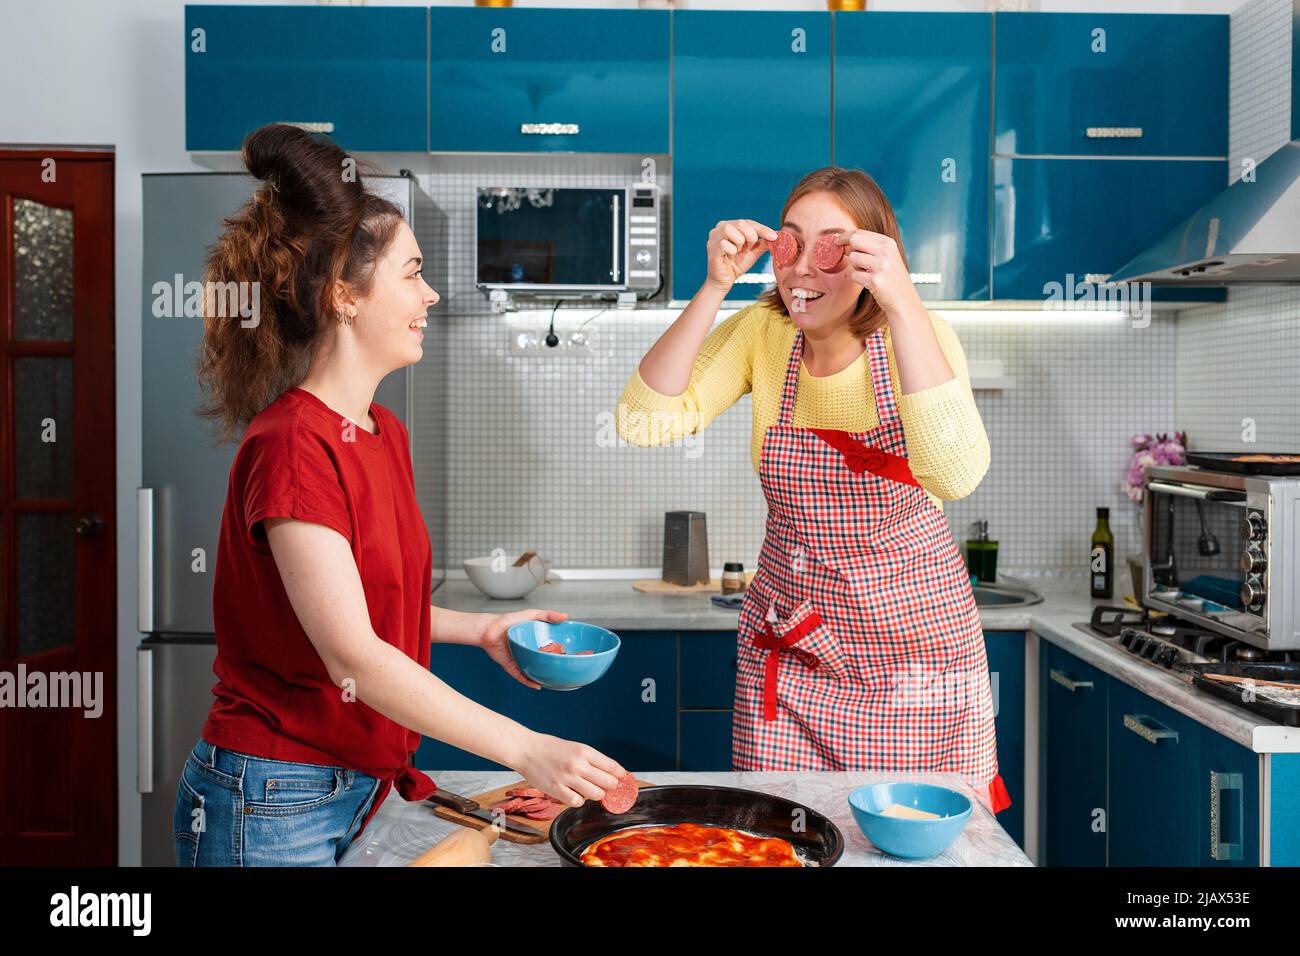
[1143,465,1300,650]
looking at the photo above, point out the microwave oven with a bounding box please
[475,184,661,296]
[1143,465,1300,650]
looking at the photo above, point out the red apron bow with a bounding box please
[753,612,823,721]
[810,429,921,488]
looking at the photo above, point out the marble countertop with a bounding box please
[435,573,1300,753]
[338,770,1032,867]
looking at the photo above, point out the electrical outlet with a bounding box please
[509,332,594,358]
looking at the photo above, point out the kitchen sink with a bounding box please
[971,582,1043,608]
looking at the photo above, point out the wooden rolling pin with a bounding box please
[407,826,499,867]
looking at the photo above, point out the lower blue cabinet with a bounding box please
[1042,641,1268,867]
[681,711,734,771]
[680,631,738,709]
[1041,642,1109,866]
[416,630,677,772]
[984,631,1025,849]
[1198,726,1260,867]
[1107,678,1202,866]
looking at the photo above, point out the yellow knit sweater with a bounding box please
[616,303,990,504]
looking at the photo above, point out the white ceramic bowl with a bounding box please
[463,555,547,600]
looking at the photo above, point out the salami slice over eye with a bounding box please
[767,230,798,268]
[813,234,844,271]
[600,773,639,814]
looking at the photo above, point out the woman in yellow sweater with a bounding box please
[617,167,1010,815]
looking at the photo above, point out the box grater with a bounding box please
[662,511,710,586]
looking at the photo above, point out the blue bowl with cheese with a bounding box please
[848,782,972,859]
[507,621,620,691]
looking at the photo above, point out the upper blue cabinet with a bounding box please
[834,13,991,301]
[672,11,831,300]
[991,157,1225,300]
[994,13,1228,158]
[428,7,669,154]
[185,5,428,152]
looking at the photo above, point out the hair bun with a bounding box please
[241,123,366,226]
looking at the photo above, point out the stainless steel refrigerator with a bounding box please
[137,172,447,866]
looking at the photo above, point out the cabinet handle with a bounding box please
[1123,713,1179,745]
[137,647,153,794]
[520,122,580,135]
[1085,126,1143,139]
[1209,770,1244,862]
[610,192,621,283]
[1049,668,1093,693]
[277,121,335,134]
[138,487,154,633]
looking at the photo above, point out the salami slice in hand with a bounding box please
[600,773,639,814]
[767,230,798,268]
[812,233,844,271]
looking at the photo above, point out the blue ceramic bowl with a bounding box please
[507,621,620,691]
[847,782,973,860]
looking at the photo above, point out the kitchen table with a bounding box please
[338,770,1032,867]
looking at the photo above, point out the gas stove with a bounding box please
[1073,605,1300,725]
[1073,605,1268,673]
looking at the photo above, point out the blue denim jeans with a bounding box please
[173,736,382,866]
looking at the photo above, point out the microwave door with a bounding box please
[476,187,626,291]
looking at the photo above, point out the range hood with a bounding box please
[1110,2,1300,286]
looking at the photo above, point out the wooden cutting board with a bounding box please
[432,778,656,844]
[633,572,754,595]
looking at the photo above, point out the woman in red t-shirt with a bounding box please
[173,124,626,867]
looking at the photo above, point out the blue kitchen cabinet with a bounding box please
[672,10,831,300]
[184,5,428,152]
[984,630,1024,848]
[991,157,1225,300]
[680,631,739,771]
[994,13,1227,158]
[680,631,739,709]
[416,631,677,772]
[1108,678,1202,866]
[1041,642,1109,867]
[1197,729,1261,867]
[681,711,735,771]
[427,7,669,154]
[833,13,992,301]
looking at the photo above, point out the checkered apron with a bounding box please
[732,328,1011,815]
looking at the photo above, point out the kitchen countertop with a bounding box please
[436,574,1300,753]
[337,770,1032,867]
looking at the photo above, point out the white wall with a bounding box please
[0,0,1250,866]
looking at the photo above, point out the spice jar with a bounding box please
[721,562,746,594]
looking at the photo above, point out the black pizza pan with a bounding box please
[1185,661,1300,727]
[548,784,846,867]
[1185,452,1300,476]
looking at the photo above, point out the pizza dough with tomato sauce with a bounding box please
[580,822,804,867]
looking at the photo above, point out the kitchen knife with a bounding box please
[426,787,546,839]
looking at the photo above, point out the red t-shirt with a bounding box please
[202,385,437,839]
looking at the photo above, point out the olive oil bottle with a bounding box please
[1090,507,1114,599]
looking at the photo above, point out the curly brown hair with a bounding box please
[757,166,907,339]
[195,123,404,443]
